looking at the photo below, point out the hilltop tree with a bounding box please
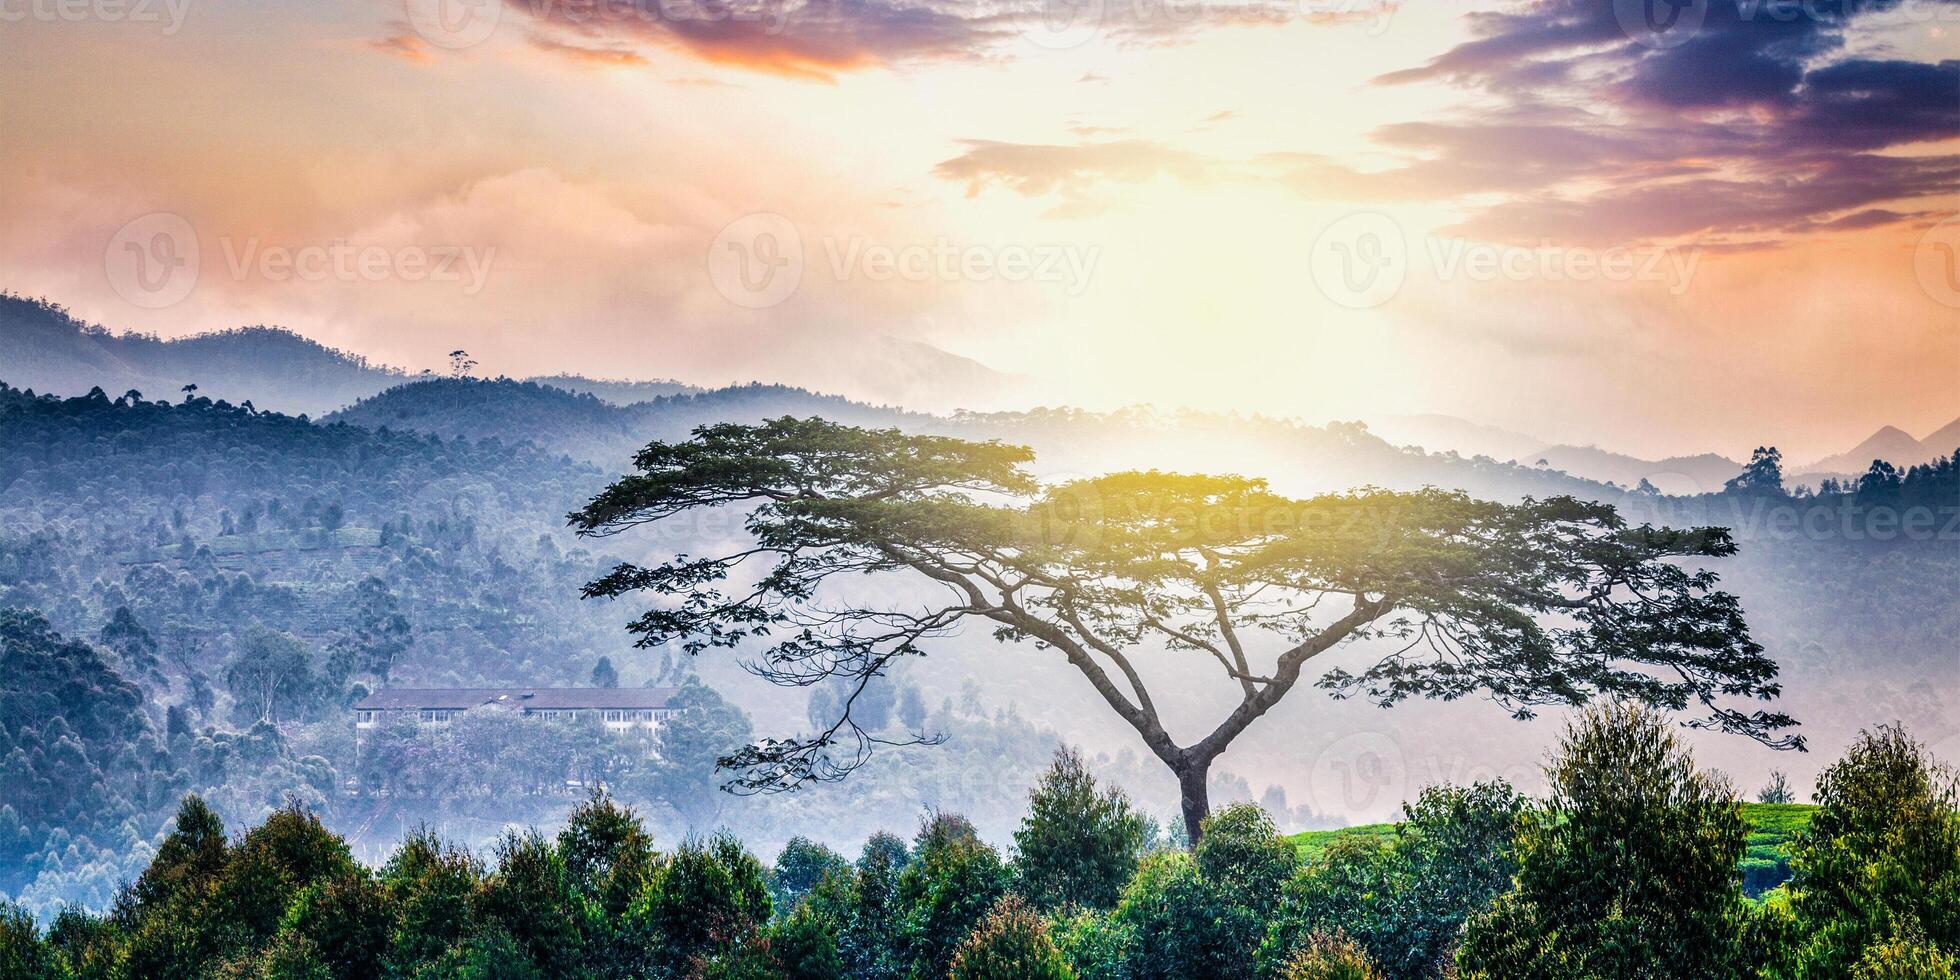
[896,684,928,732]
[1758,770,1797,804]
[570,418,1799,841]
[1726,446,1787,496]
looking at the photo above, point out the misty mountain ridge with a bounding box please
[0,292,407,417]
[524,374,701,404]
[1350,417,1744,493]
[5,291,1952,487]
[1798,421,1960,480]
[1361,414,1551,463]
[1,292,703,419]
[325,376,930,463]
[323,376,1646,510]
[1520,445,1745,495]
[1359,414,1960,492]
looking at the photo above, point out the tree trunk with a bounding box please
[1176,758,1212,848]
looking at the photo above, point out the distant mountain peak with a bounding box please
[1798,418,1960,477]
[1917,416,1960,456]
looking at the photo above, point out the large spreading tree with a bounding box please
[570,418,1799,841]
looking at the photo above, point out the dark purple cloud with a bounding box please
[927,1,1954,243]
[1368,0,1960,244]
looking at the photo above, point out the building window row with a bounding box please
[603,709,661,723]
[359,706,673,725]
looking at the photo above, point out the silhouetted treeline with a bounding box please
[4,709,1955,979]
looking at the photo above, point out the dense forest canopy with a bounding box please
[3,707,1955,979]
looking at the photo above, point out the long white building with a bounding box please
[354,687,682,733]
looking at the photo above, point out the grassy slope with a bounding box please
[1739,803,1816,896]
[1288,803,1817,897]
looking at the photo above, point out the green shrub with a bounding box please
[1051,907,1132,980]
[629,833,772,974]
[1279,932,1381,980]
[410,927,542,980]
[1111,850,1253,980]
[276,873,390,980]
[1013,748,1150,912]
[1195,803,1299,911]
[949,895,1074,980]
[1261,782,1525,980]
[1457,703,1757,979]
[1852,922,1958,979]
[1785,725,1960,976]
[377,831,482,973]
[0,901,61,980]
[476,831,581,977]
[897,813,1008,979]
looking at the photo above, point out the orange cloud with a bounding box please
[529,35,650,67]
[367,22,435,63]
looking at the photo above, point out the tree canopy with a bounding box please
[572,417,1800,838]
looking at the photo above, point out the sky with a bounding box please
[1,0,1956,460]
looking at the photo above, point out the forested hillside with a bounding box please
[0,294,407,418]
[2,375,1955,924]
[0,384,1164,914]
[326,376,1624,505]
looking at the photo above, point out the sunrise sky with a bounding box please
[1,0,1955,459]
